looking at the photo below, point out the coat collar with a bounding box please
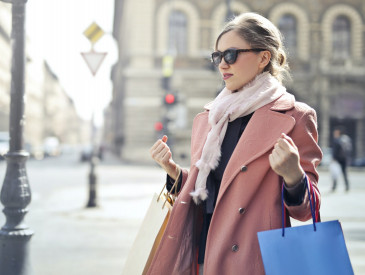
[270,91,295,111]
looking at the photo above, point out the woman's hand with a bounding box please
[269,133,305,187]
[150,135,180,180]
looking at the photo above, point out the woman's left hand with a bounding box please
[269,133,305,187]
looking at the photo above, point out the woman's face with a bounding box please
[216,30,268,91]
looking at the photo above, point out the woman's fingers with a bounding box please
[161,149,172,164]
[150,136,168,155]
[269,133,304,185]
[149,139,161,153]
[152,143,167,160]
[279,133,298,150]
[150,136,172,166]
[149,136,179,179]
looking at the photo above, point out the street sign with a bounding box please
[83,22,105,44]
[81,51,107,76]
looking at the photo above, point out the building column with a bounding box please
[123,0,155,69]
[319,77,330,149]
[356,118,364,158]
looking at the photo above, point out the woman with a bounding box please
[149,12,322,275]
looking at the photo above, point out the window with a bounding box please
[278,14,297,57]
[168,10,187,55]
[332,15,351,60]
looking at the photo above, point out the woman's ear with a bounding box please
[259,51,271,69]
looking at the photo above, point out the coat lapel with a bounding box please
[218,93,296,200]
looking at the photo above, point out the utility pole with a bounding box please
[0,0,33,274]
[225,0,234,22]
[81,22,107,208]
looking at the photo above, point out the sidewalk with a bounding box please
[3,154,364,275]
[26,155,166,275]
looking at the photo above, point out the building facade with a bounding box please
[110,0,365,164]
[0,3,87,157]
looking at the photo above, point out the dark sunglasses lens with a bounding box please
[212,52,221,66]
[224,50,237,64]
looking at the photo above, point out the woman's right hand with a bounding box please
[149,135,180,180]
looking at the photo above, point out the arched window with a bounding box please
[168,10,187,55]
[332,15,351,60]
[278,14,297,57]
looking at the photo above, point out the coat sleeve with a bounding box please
[166,111,209,195]
[285,104,323,221]
[166,168,189,193]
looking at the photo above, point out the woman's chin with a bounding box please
[226,84,243,92]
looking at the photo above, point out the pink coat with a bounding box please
[147,93,322,275]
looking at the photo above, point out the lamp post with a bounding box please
[0,0,33,274]
[225,0,234,22]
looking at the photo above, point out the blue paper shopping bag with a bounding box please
[257,176,354,275]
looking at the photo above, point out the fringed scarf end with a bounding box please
[190,188,208,205]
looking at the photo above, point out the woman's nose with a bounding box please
[218,58,229,69]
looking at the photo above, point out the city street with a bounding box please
[0,153,364,275]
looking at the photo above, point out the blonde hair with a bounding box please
[215,12,290,83]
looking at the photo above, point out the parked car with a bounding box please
[80,144,104,162]
[43,137,61,157]
[80,144,93,162]
[0,132,9,160]
[25,143,44,160]
[351,157,365,167]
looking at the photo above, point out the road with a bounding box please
[0,153,364,275]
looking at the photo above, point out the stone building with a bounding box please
[110,0,365,164]
[0,3,87,156]
[42,62,87,146]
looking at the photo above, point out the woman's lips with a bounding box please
[223,73,233,80]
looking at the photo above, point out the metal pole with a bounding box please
[225,0,233,22]
[86,156,98,207]
[0,0,33,274]
[86,113,98,208]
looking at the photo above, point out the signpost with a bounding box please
[81,22,107,76]
[81,22,107,208]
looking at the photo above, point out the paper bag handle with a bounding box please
[281,174,319,237]
[157,167,181,209]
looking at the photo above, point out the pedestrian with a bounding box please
[331,126,351,191]
[149,12,322,275]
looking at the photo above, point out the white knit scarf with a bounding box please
[190,72,286,204]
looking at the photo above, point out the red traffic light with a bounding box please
[165,93,175,104]
[154,122,163,131]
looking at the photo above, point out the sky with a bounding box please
[26,0,117,125]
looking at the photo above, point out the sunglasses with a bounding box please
[211,48,267,66]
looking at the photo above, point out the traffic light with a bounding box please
[154,121,163,132]
[164,93,176,105]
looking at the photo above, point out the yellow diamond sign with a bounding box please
[83,22,104,44]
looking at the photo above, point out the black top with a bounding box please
[332,137,346,163]
[167,113,306,264]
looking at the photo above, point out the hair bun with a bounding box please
[279,53,285,66]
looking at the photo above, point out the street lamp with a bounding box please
[0,0,33,274]
[225,0,234,22]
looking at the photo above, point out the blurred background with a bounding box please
[0,0,365,274]
[0,0,364,165]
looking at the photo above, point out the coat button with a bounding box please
[240,165,247,172]
[238,208,246,214]
[232,244,239,252]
